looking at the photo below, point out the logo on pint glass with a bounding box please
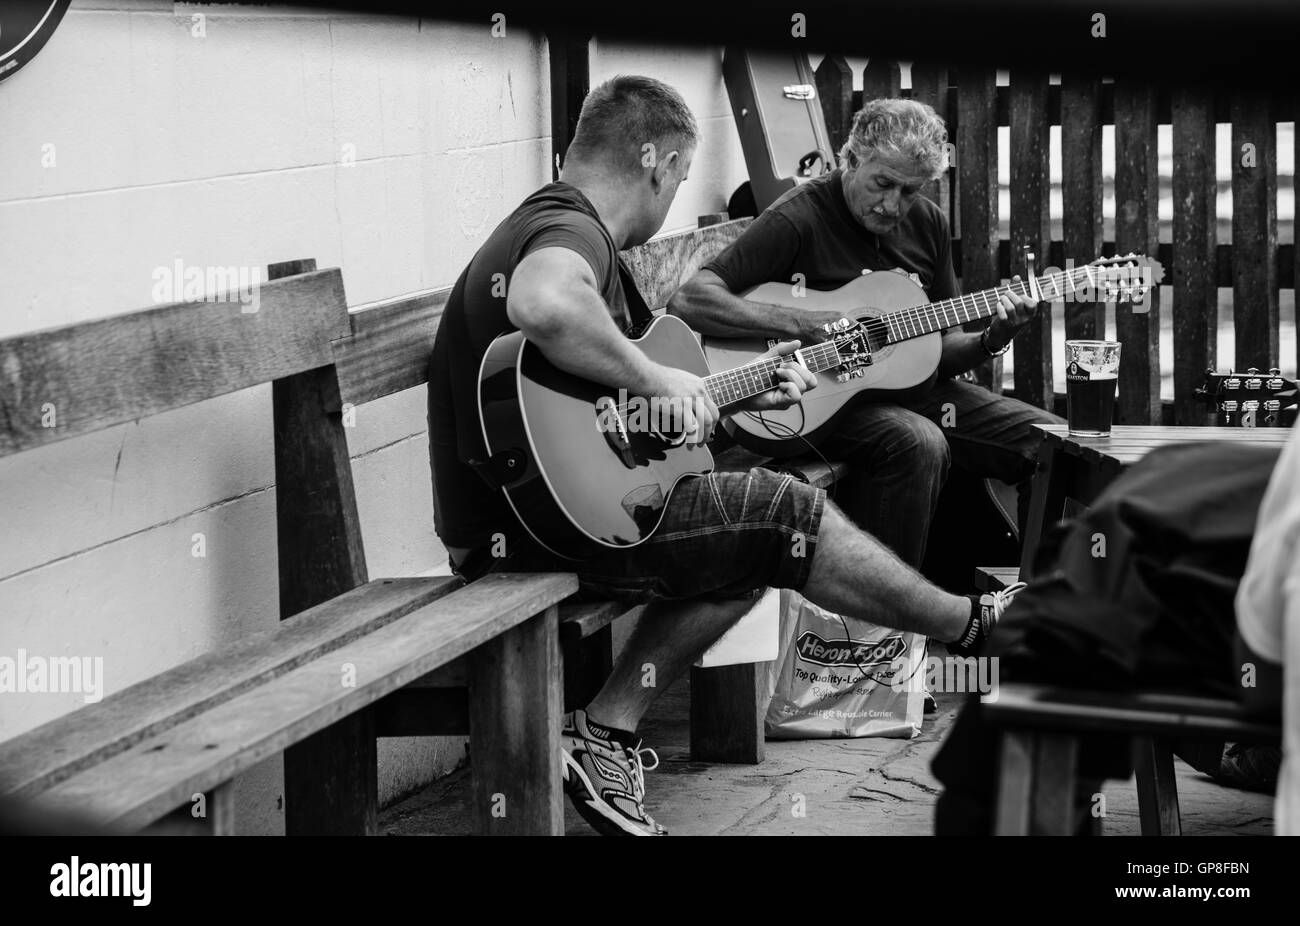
[1066,360,1091,382]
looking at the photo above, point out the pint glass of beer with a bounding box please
[1064,340,1121,436]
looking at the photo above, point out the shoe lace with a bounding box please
[625,743,660,797]
[990,581,1028,620]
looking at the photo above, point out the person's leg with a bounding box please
[904,379,1062,534]
[577,473,978,735]
[817,404,950,568]
[585,597,754,732]
[559,467,1015,835]
[802,499,970,635]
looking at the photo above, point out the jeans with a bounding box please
[818,378,1064,567]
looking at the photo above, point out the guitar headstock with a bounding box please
[1087,253,1165,304]
[821,317,875,381]
[1196,367,1297,427]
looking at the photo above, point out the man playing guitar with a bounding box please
[671,99,1063,569]
[428,78,1023,837]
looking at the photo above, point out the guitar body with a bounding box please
[478,314,715,560]
[704,271,942,456]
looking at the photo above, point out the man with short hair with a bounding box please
[428,78,1022,836]
[671,99,1063,568]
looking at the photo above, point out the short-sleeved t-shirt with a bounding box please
[704,168,959,302]
[427,183,632,552]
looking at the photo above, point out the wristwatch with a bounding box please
[980,326,1011,358]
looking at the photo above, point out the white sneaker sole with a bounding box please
[559,747,664,836]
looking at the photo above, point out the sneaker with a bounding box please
[950,582,1027,656]
[559,709,666,836]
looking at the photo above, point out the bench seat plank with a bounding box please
[0,576,461,799]
[30,572,577,831]
[559,601,644,642]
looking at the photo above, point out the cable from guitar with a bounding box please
[739,408,927,695]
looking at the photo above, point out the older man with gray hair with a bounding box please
[672,98,1063,570]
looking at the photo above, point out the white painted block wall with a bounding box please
[0,3,746,833]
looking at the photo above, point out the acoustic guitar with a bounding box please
[477,253,1160,558]
[705,253,1163,455]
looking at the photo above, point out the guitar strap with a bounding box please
[617,256,656,337]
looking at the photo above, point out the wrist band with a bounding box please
[981,326,1011,358]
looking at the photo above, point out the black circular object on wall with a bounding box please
[0,1,71,84]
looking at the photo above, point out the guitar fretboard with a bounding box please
[705,340,842,407]
[877,264,1134,343]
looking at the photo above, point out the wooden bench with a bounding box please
[974,563,1283,835]
[0,263,573,835]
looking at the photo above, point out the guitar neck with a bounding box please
[878,266,1097,343]
[704,340,842,407]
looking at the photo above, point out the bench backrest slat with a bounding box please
[0,268,350,458]
[337,288,450,407]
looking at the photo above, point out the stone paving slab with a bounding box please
[379,675,1273,837]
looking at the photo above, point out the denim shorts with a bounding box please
[454,467,826,603]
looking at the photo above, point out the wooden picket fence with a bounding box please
[813,56,1295,425]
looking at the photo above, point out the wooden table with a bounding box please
[1020,424,1293,579]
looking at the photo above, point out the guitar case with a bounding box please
[722,46,835,215]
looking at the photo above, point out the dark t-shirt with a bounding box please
[428,183,632,552]
[704,168,959,301]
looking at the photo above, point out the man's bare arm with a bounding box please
[508,247,677,398]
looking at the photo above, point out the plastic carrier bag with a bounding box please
[764,589,925,739]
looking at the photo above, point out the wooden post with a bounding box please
[815,54,854,156]
[562,625,613,711]
[1230,94,1279,371]
[1031,733,1080,835]
[1114,82,1162,425]
[910,61,951,217]
[1133,736,1182,836]
[860,57,901,103]
[690,663,765,764]
[469,606,564,835]
[1171,89,1217,425]
[956,69,1002,393]
[994,730,1034,835]
[1009,71,1053,411]
[269,258,378,836]
[1060,75,1105,340]
[547,30,591,180]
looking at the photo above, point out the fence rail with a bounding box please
[812,55,1296,425]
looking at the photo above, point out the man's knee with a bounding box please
[886,414,951,475]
